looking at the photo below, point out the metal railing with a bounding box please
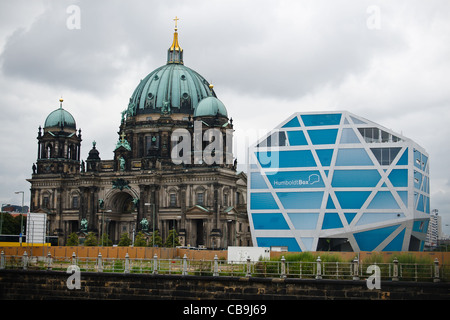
[1,251,447,282]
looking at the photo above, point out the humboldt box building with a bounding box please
[27,26,251,247]
[248,111,430,252]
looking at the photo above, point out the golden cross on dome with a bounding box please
[120,131,126,142]
[173,16,180,30]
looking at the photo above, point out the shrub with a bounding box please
[84,232,98,246]
[118,233,132,246]
[66,232,79,246]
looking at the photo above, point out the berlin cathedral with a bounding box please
[27,21,251,248]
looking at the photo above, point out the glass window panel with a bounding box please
[322,213,344,229]
[276,192,324,209]
[340,128,360,144]
[414,149,421,169]
[288,213,319,230]
[256,150,316,168]
[250,193,279,210]
[282,116,301,128]
[354,225,400,251]
[256,237,301,252]
[307,129,338,145]
[257,131,287,147]
[356,212,404,226]
[388,169,408,187]
[287,130,307,146]
[170,193,177,206]
[367,191,400,209]
[335,191,371,209]
[381,130,390,143]
[316,149,334,166]
[196,193,204,206]
[301,114,342,126]
[332,170,381,187]
[252,213,290,230]
[250,172,269,189]
[336,148,373,166]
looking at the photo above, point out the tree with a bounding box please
[0,212,25,235]
[164,229,181,247]
[101,233,112,246]
[84,232,98,246]
[118,233,132,246]
[66,232,79,246]
[148,230,163,247]
[134,231,147,247]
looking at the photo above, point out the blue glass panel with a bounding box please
[425,196,430,213]
[256,237,301,252]
[301,114,342,126]
[350,116,366,124]
[422,176,427,192]
[326,195,335,209]
[388,169,408,187]
[307,129,338,145]
[396,148,408,165]
[354,225,400,251]
[414,171,422,189]
[277,192,324,209]
[417,194,424,212]
[335,148,373,166]
[332,170,381,187]
[413,220,427,233]
[383,228,405,251]
[367,191,400,209]
[288,213,319,229]
[252,213,289,230]
[414,149,421,169]
[398,191,408,207]
[250,193,279,210]
[256,150,316,168]
[266,171,324,189]
[301,237,314,251]
[344,212,357,224]
[340,128,360,144]
[356,212,404,226]
[282,116,300,128]
[422,154,428,171]
[250,172,268,189]
[316,149,334,166]
[287,130,307,146]
[322,213,343,229]
[335,191,371,209]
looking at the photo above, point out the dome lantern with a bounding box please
[167,16,183,65]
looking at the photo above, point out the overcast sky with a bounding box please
[1,0,449,235]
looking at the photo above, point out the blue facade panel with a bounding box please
[248,111,430,252]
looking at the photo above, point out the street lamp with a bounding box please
[145,203,155,246]
[101,209,112,246]
[15,191,24,246]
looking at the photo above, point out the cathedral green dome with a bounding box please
[194,96,228,118]
[44,99,76,129]
[126,28,216,116]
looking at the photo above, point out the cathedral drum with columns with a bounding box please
[28,21,251,248]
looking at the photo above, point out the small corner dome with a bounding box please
[44,100,76,129]
[194,96,228,118]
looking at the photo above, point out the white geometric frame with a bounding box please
[247,111,430,252]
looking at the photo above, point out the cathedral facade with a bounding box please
[27,24,251,248]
